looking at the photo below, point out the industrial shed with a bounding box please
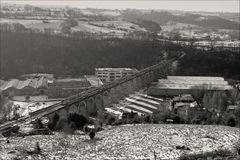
[0,78,48,96]
[47,78,92,98]
[148,76,234,97]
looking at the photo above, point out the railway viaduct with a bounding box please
[0,59,176,131]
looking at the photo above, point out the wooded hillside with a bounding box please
[0,31,163,79]
[1,31,240,80]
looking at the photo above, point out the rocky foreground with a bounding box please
[0,124,240,160]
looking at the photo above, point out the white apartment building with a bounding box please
[95,68,138,83]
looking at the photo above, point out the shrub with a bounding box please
[222,113,237,127]
[120,118,131,125]
[227,117,236,127]
[89,130,95,140]
[52,114,88,134]
[62,121,76,134]
[55,118,69,131]
[2,126,20,137]
[32,119,44,129]
[152,111,169,123]
[130,116,142,124]
[112,119,122,125]
[153,111,185,124]
[178,149,233,160]
[83,125,89,134]
[107,117,116,125]
[172,115,183,124]
[234,109,240,127]
[143,115,151,123]
[67,113,87,129]
[97,111,117,125]
[190,111,213,125]
[48,113,60,131]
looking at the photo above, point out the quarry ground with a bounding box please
[0,124,240,160]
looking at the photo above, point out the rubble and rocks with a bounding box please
[6,142,42,160]
[0,124,239,160]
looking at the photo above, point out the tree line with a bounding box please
[1,29,240,80]
[0,30,163,79]
[176,49,240,80]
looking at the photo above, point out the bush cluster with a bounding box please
[178,149,233,160]
[152,111,185,124]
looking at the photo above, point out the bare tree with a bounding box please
[209,39,217,50]
[189,37,196,47]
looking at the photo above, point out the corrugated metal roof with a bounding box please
[0,78,48,91]
[173,95,194,102]
[167,76,224,81]
[20,73,54,79]
[96,68,138,72]
[18,79,31,89]
[158,76,233,90]
[158,83,233,90]
[55,78,87,82]
[29,79,38,88]
[158,79,228,85]
[36,77,47,88]
[2,79,20,90]
[16,81,24,89]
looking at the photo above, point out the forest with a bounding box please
[0,30,240,80]
[176,49,240,80]
[122,10,240,30]
[0,31,163,79]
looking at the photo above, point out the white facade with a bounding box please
[95,68,138,83]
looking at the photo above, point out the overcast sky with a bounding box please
[1,1,239,13]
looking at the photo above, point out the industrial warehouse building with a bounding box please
[148,76,234,97]
[95,68,138,83]
[0,77,48,96]
[19,73,54,80]
[0,73,103,98]
[47,76,103,98]
[47,78,92,98]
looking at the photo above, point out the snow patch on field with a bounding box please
[11,100,60,117]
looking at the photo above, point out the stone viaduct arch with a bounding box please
[103,91,110,108]
[95,94,104,111]
[86,97,96,116]
[68,103,79,115]
[78,101,87,115]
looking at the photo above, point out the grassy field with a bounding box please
[161,21,200,32]
[89,21,146,31]
[25,21,62,30]
[0,124,239,160]
[0,18,62,26]
[0,18,146,35]
[0,18,44,25]
[72,21,124,34]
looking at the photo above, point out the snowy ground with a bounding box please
[0,124,239,160]
[10,100,60,118]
